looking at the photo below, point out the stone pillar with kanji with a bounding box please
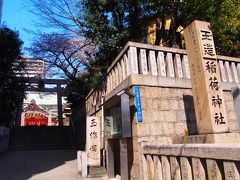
[184,20,229,134]
[86,116,101,166]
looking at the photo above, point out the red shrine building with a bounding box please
[22,100,49,126]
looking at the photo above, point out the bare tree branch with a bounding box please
[27,32,95,80]
[30,0,84,35]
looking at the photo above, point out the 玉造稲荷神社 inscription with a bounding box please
[185,20,228,134]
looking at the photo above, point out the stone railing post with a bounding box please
[231,86,240,128]
[139,49,148,75]
[128,46,139,74]
[231,62,239,83]
[192,158,206,180]
[157,51,167,77]
[161,156,171,180]
[166,52,175,78]
[148,50,158,76]
[146,155,154,179]
[182,55,191,79]
[223,162,240,179]
[174,54,184,79]
[206,159,223,179]
[153,155,163,180]
[139,141,149,180]
[180,157,193,180]
[121,56,126,80]
[170,157,181,180]
[219,60,227,82]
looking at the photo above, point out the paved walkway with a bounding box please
[0,150,109,180]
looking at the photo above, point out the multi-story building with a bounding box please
[17,57,45,78]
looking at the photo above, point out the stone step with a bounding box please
[10,126,73,150]
[10,145,72,151]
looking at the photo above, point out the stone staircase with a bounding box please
[10,126,73,150]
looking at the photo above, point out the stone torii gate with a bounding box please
[22,78,69,126]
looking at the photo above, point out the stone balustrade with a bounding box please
[139,142,240,180]
[86,41,240,115]
[106,42,189,94]
[107,41,240,93]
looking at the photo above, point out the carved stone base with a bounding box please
[172,132,240,144]
[88,166,107,178]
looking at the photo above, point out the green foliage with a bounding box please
[66,0,240,104]
[30,0,240,106]
[66,74,93,108]
[142,0,239,56]
[81,0,129,72]
[29,32,95,80]
[81,0,239,73]
[0,27,25,126]
[211,0,240,56]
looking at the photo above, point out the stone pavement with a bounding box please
[0,150,109,180]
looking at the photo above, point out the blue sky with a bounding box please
[1,0,50,53]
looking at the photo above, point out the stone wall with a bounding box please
[129,86,238,180]
[136,86,238,140]
[224,91,239,132]
[83,41,240,179]
[84,84,239,179]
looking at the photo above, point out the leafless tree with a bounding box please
[28,0,103,81]
[30,0,83,35]
[28,32,96,80]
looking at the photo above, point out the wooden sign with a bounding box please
[185,20,229,134]
[86,116,101,166]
